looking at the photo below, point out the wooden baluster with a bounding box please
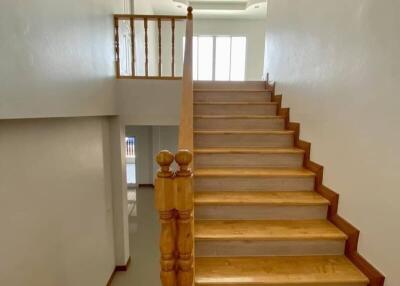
[114,17,121,78]
[155,151,176,286]
[144,18,149,77]
[175,150,194,286]
[158,18,162,77]
[171,18,175,77]
[127,139,130,156]
[130,17,136,76]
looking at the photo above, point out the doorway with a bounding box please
[125,136,136,187]
[125,136,137,217]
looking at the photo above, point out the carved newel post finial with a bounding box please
[175,150,193,177]
[157,150,174,178]
[155,150,176,286]
[187,6,193,19]
[175,150,194,286]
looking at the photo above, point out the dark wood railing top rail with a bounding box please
[114,12,189,79]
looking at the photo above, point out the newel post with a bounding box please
[155,150,177,286]
[175,150,194,286]
[187,6,193,20]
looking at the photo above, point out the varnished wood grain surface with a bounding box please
[194,89,269,93]
[194,101,277,105]
[194,130,294,135]
[178,10,193,151]
[195,220,347,241]
[194,191,329,206]
[194,147,304,154]
[194,115,283,119]
[194,168,315,178]
[195,256,369,285]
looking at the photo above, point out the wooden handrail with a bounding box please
[114,14,187,20]
[178,7,194,151]
[155,7,194,286]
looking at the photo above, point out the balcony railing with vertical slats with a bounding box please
[114,13,189,79]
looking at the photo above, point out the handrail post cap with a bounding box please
[157,150,174,167]
[175,150,192,166]
[187,6,193,19]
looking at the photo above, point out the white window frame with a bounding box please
[187,35,247,81]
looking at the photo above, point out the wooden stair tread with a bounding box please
[195,256,369,285]
[194,191,329,206]
[194,101,277,105]
[194,115,283,119]
[195,220,347,241]
[194,147,304,154]
[194,168,315,177]
[194,89,268,92]
[194,130,294,135]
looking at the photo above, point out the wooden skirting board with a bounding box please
[106,256,131,286]
[138,184,155,188]
[268,80,385,286]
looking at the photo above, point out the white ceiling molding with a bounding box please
[173,0,265,11]
[147,0,267,19]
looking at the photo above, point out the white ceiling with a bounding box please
[146,0,267,20]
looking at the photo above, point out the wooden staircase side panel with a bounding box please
[267,79,385,286]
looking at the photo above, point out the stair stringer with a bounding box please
[267,81,385,286]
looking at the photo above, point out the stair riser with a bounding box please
[195,134,294,148]
[194,118,285,131]
[195,177,315,192]
[194,104,277,116]
[195,240,345,257]
[194,153,304,168]
[195,205,328,220]
[194,81,266,90]
[194,91,271,102]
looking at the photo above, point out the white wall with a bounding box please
[109,117,130,266]
[0,117,116,286]
[265,1,400,285]
[117,79,181,125]
[194,19,266,80]
[0,0,124,119]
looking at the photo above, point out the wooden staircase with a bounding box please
[191,81,369,286]
[153,9,383,286]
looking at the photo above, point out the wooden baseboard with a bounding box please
[138,184,154,188]
[320,186,385,286]
[106,256,131,286]
[268,79,385,286]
